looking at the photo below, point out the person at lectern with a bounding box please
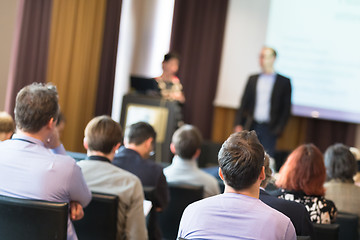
[234,47,292,158]
[155,52,185,103]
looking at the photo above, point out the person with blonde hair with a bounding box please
[0,111,15,141]
[275,144,337,224]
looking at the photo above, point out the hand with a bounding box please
[234,125,243,133]
[70,201,84,221]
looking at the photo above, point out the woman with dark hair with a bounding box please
[155,52,185,103]
[324,143,360,223]
[275,144,337,224]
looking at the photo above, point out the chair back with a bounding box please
[297,236,311,240]
[335,212,359,240]
[0,194,68,240]
[158,183,203,240]
[312,223,339,240]
[73,192,118,240]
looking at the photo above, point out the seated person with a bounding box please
[112,122,169,239]
[275,144,337,224]
[155,52,185,103]
[0,83,91,240]
[260,153,313,236]
[77,116,148,239]
[164,124,220,197]
[324,143,360,226]
[0,111,15,141]
[178,131,296,240]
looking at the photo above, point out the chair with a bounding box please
[0,194,68,240]
[335,211,359,240]
[297,236,311,240]
[73,192,118,240]
[312,223,339,240]
[158,183,203,240]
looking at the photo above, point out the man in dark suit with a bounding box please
[260,154,313,236]
[234,47,291,158]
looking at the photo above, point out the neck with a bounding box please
[16,129,48,144]
[125,143,146,159]
[160,72,174,82]
[87,150,114,161]
[263,67,274,74]
[224,183,260,199]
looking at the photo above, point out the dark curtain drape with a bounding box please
[305,118,356,152]
[5,0,53,115]
[170,0,229,139]
[95,0,122,116]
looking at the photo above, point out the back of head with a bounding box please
[85,115,123,154]
[0,111,15,134]
[172,124,202,159]
[218,130,264,191]
[15,83,59,133]
[126,122,156,145]
[324,143,357,182]
[276,144,326,196]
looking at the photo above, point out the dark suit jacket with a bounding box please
[235,73,292,136]
[260,189,313,236]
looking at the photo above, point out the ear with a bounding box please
[83,138,89,150]
[112,142,121,153]
[170,143,176,154]
[218,168,224,181]
[146,137,153,148]
[193,149,201,159]
[259,166,265,181]
[47,117,56,130]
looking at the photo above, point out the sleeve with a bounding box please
[154,170,170,209]
[68,162,92,207]
[284,220,297,240]
[274,77,292,135]
[234,77,253,127]
[125,179,148,239]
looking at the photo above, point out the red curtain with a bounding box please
[5,0,53,115]
[95,0,122,116]
[170,0,229,139]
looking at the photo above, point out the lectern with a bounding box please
[120,93,181,163]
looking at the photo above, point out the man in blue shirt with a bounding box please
[178,131,296,240]
[0,83,91,240]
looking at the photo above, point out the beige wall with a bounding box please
[0,0,18,110]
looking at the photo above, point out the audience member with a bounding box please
[0,111,15,141]
[77,116,148,239]
[112,121,169,240]
[0,83,91,240]
[260,154,313,236]
[275,144,337,224]
[178,131,296,240]
[155,52,185,103]
[324,143,360,226]
[164,124,220,197]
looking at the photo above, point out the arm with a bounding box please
[68,163,92,207]
[154,171,169,211]
[234,76,255,129]
[273,77,292,136]
[125,179,148,239]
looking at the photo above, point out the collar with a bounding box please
[86,155,111,163]
[172,155,198,169]
[11,133,44,146]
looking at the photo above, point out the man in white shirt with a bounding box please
[77,116,148,240]
[164,124,220,197]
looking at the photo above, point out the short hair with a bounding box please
[264,46,277,58]
[276,144,326,196]
[163,52,180,62]
[218,130,264,191]
[172,124,202,159]
[126,122,156,145]
[0,112,15,133]
[324,143,357,182]
[260,153,273,188]
[85,115,123,154]
[15,83,59,133]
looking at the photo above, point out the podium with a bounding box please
[119,94,181,163]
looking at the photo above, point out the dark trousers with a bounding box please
[252,122,277,158]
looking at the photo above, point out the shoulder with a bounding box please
[171,76,181,84]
